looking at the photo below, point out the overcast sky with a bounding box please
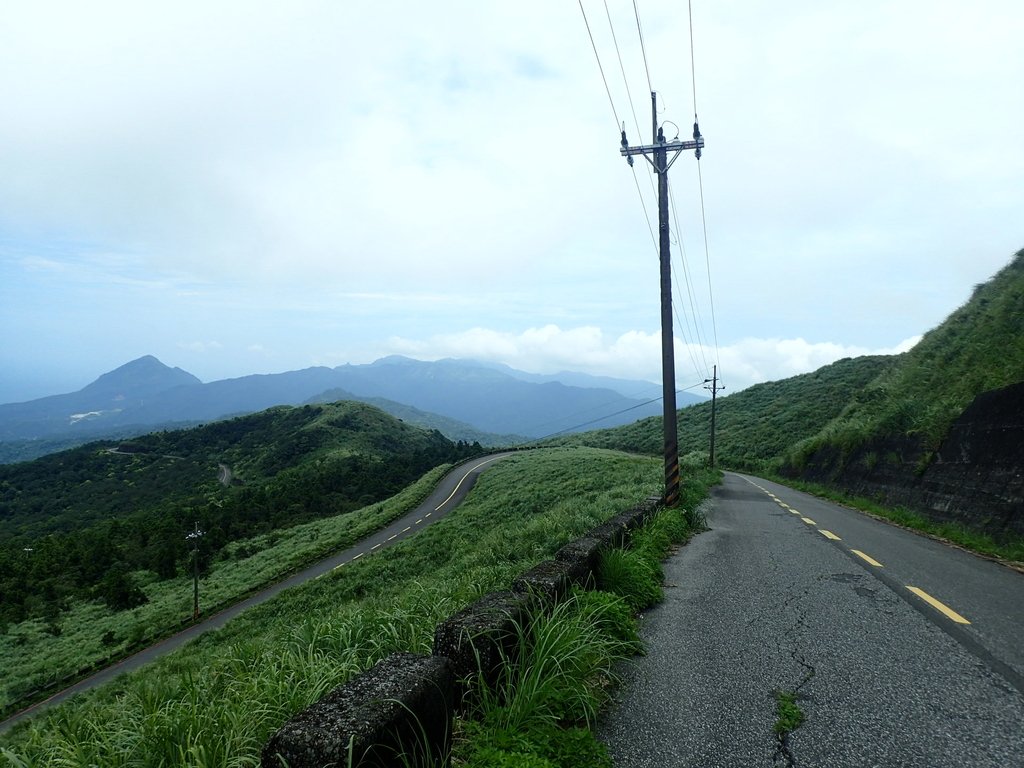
[1,1,1021,404]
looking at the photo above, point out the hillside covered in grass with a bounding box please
[0,401,482,630]
[550,354,894,472]
[785,248,1024,467]
[0,448,717,765]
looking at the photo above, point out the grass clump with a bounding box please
[455,589,630,768]
[773,690,805,735]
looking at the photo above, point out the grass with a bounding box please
[773,690,805,735]
[0,462,453,715]
[0,448,676,764]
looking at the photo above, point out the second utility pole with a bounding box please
[621,92,704,507]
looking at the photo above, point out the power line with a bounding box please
[696,163,720,373]
[688,0,699,120]
[632,0,653,95]
[668,178,713,376]
[578,0,620,130]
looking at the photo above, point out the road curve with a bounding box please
[0,451,516,733]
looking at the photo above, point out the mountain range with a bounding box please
[0,355,703,462]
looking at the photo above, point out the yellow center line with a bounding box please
[907,587,971,624]
[819,530,841,541]
[801,517,816,525]
[779,503,791,510]
[851,549,884,567]
[434,454,507,511]
[790,509,802,515]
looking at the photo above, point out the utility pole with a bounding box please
[703,365,725,468]
[621,92,704,506]
[186,522,204,622]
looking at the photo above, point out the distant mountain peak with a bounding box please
[82,356,202,400]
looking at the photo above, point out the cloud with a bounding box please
[384,325,920,392]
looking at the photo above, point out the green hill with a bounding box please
[0,401,482,627]
[549,354,894,471]
[786,249,1024,467]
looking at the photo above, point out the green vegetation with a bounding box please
[786,249,1024,470]
[773,690,805,735]
[0,448,718,766]
[454,483,712,767]
[549,355,890,473]
[0,401,482,631]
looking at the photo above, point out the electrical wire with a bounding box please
[688,0,699,120]
[633,0,653,95]
[696,162,720,373]
[668,179,712,376]
[519,381,708,445]
[579,0,620,130]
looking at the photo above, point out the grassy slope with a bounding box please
[547,355,893,471]
[786,248,1024,465]
[1,448,716,766]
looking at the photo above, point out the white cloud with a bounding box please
[384,325,921,392]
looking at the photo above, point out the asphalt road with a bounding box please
[599,471,1024,767]
[0,451,515,734]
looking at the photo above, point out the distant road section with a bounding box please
[0,451,516,733]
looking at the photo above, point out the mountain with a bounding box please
[0,356,679,461]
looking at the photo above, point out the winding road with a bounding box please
[0,451,515,733]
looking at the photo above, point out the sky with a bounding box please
[1,1,1021,405]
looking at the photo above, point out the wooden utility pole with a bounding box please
[704,365,725,468]
[621,92,704,506]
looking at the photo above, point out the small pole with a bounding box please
[186,522,204,622]
[704,365,725,468]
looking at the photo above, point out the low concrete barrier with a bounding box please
[261,653,454,768]
[262,496,664,767]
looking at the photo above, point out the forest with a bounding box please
[0,401,482,628]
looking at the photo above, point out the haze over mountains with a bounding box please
[0,355,703,462]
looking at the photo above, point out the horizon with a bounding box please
[2,2,1020,403]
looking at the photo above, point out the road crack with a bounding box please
[771,582,818,768]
